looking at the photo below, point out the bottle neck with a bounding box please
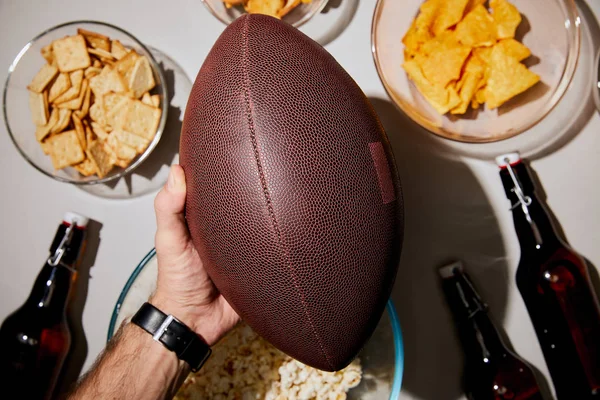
[25,263,73,320]
[500,162,561,253]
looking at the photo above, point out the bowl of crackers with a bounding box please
[372,0,580,143]
[202,0,329,27]
[3,21,168,184]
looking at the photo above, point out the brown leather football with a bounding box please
[180,14,403,371]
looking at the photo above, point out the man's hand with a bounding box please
[151,165,239,346]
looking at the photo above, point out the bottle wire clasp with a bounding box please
[47,222,77,272]
[504,158,543,249]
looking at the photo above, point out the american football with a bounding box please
[180,14,403,371]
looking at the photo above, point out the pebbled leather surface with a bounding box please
[180,14,403,371]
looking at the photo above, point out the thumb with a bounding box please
[154,165,190,256]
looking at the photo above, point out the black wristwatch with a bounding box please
[132,302,211,372]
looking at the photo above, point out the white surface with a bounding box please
[0,1,599,399]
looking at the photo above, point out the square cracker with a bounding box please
[73,158,96,176]
[107,134,137,161]
[74,84,92,119]
[111,40,129,60]
[121,100,161,139]
[128,56,156,98]
[50,108,72,134]
[29,90,49,126]
[86,140,114,178]
[151,94,160,108]
[28,64,59,93]
[48,73,71,103]
[88,47,115,60]
[54,70,84,103]
[41,44,54,65]
[72,113,86,149]
[89,66,127,97]
[36,107,59,142]
[113,129,150,154]
[52,35,91,72]
[114,51,139,83]
[77,28,110,51]
[46,129,85,169]
[58,79,88,110]
[141,92,153,106]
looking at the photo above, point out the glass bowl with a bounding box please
[3,21,169,185]
[201,0,329,28]
[371,0,580,143]
[107,249,404,399]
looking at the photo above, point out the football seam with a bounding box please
[240,15,334,371]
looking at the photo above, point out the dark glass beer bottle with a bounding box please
[0,212,88,400]
[440,261,544,400]
[497,153,600,399]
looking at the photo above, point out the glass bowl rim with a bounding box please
[370,0,581,144]
[106,247,405,398]
[3,19,169,185]
[200,0,331,29]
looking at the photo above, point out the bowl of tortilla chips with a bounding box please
[3,21,168,184]
[372,0,579,143]
[202,0,329,28]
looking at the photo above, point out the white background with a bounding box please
[0,0,599,399]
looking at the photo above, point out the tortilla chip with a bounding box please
[111,40,129,60]
[494,38,531,61]
[464,0,487,14]
[29,91,49,126]
[432,0,470,36]
[58,79,88,110]
[402,0,438,57]
[455,5,497,47]
[86,140,114,178]
[121,100,162,139]
[46,130,85,169]
[27,64,59,93]
[403,59,461,114]
[415,43,471,87]
[36,107,59,142]
[77,28,111,51]
[54,70,84,103]
[244,0,284,15]
[72,113,86,149]
[52,35,91,72]
[89,66,127,97]
[73,159,96,176]
[112,129,151,153]
[128,56,156,98]
[490,0,521,39]
[50,108,72,134]
[485,45,540,109]
[451,69,484,114]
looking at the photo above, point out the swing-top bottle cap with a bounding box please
[63,212,89,228]
[495,152,522,168]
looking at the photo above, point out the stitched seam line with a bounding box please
[240,16,334,370]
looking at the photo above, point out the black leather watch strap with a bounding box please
[132,302,211,372]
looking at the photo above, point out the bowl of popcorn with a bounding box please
[372,0,580,143]
[108,249,404,400]
[201,0,329,28]
[3,21,168,184]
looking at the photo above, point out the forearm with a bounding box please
[68,323,190,400]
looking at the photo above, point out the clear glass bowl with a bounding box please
[3,21,169,185]
[201,0,329,28]
[107,249,404,399]
[371,0,580,143]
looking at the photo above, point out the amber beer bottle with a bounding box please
[497,153,600,399]
[0,212,88,400]
[440,261,544,400]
